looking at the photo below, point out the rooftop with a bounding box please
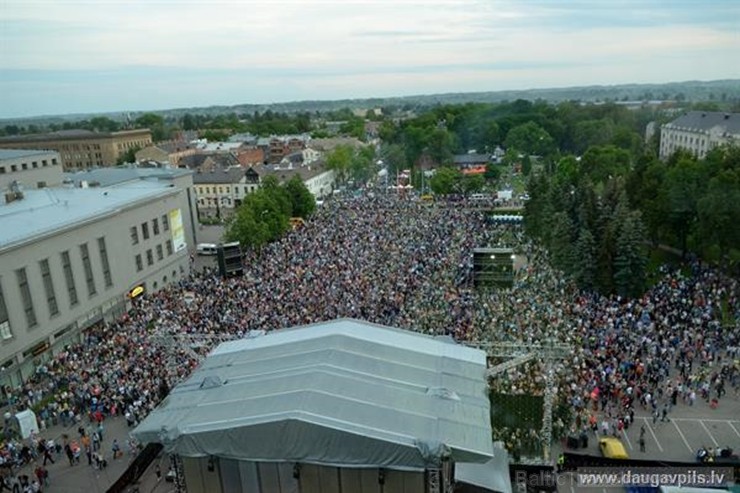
[0,181,178,252]
[192,167,246,184]
[0,128,151,143]
[65,167,192,188]
[666,111,740,134]
[453,154,492,165]
[132,319,493,470]
[0,149,60,161]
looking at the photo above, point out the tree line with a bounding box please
[377,100,740,295]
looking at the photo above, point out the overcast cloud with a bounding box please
[1,0,738,118]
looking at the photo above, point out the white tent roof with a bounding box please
[132,319,493,470]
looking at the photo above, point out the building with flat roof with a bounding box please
[0,168,198,388]
[133,318,495,493]
[192,166,261,220]
[0,129,153,170]
[660,111,740,160]
[0,149,64,190]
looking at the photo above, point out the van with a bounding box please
[196,243,218,256]
[599,437,629,459]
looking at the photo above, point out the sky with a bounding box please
[1,0,739,118]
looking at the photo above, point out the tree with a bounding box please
[697,169,740,265]
[429,167,461,195]
[572,227,597,290]
[664,156,705,257]
[326,145,353,183]
[484,163,501,182]
[284,175,316,218]
[613,208,647,298]
[504,122,556,158]
[460,174,485,195]
[135,113,167,141]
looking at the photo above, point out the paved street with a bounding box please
[552,391,740,493]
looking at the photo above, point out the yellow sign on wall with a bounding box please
[169,208,186,252]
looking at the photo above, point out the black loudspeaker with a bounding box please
[217,242,243,278]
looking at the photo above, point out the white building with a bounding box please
[192,167,261,219]
[660,111,740,160]
[0,149,64,190]
[0,168,197,388]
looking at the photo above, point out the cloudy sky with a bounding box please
[1,0,738,118]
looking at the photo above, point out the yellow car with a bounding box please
[599,437,629,459]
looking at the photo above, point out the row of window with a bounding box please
[131,214,170,245]
[0,238,113,340]
[134,240,174,272]
[0,157,59,175]
[58,143,101,151]
[117,140,149,151]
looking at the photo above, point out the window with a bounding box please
[98,237,113,288]
[0,280,11,340]
[162,214,169,231]
[166,240,173,256]
[42,160,48,166]
[146,249,153,266]
[156,244,164,261]
[16,268,37,328]
[135,254,143,272]
[11,165,17,172]
[39,259,59,317]
[0,167,5,174]
[130,226,139,245]
[61,251,78,306]
[37,182,46,189]
[80,243,96,297]
[142,222,149,240]
[21,163,27,170]
[32,161,38,168]
[152,218,159,235]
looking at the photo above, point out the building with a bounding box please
[192,167,261,219]
[133,319,495,493]
[135,140,197,166]
[453,154,492,175]
[267,135,310,163]
[0,169,197,388]
[260,162,335,199]
[307,136,365,153]
[0,149,64,190]
[0,129,152,170]
[659,111,740,160]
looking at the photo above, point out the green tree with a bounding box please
[135,113,167,141]
[664,156,705,257]
[697,169,740,265]
[326,145,354,183]
[429,167,461,195]
[504,122,556,158]
[284,175,316,218]
[613,207,647,298]
[460,174,485,195]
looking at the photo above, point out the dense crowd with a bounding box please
[1,192,738,476]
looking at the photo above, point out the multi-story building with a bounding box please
[261,162,336,199]
[193,167,261,219]
[0,129,153,170]
[0,149,64,190]
[0,168,197,388]
[660,111,740,160]
[267,135,310,163]
[135,140,197,166]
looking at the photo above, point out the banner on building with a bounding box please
[169,208,187,253]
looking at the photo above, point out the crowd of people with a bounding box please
[1,192,738,476]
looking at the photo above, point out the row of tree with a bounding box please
[378,99,653,175]
[223,176,315,249]
[524,144,740,296]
